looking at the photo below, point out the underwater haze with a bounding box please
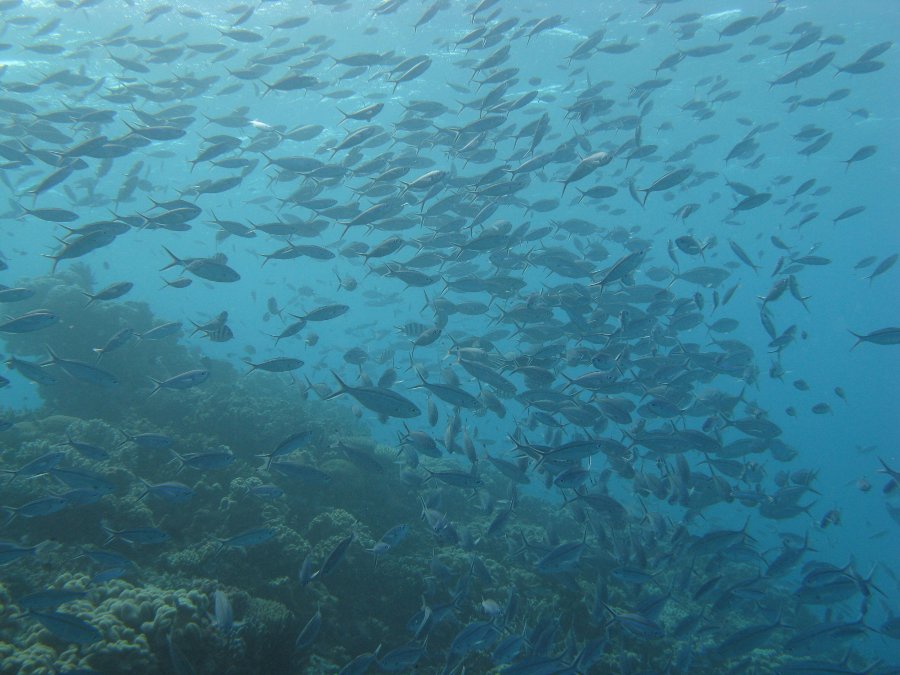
[0,0,898,672]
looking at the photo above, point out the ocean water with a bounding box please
[0,0,898,672]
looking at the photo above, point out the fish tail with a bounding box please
[147,376,162,398]
[326,370,346,399]
[255,453,274,472]
[0,506,15,527]
[44,344,60,364]
[40,253,60,274]
[160,246,181,271]
[877,457,897,478]
[115,428,134,448]
[100,521,116,546]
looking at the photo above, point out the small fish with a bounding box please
[848,326,900,350]
[244,357,304,374]
[2,496,70,524]
[171,450,235,473]
[637,167,692,205]
[210,590,237,633]
[137,479,194,503]
[46,346,119,387]
[148,369,209,396]
[161,247,240,283]
[0,287,36,303]
[313,530,357,580]
[294,604,322,652]
[865,253,897,284]
[18,589,87,610]
[119,430,174,450]
[299,553,316,587]
[81,281,133,307]
[1,451,66,484]
[269,461,331,484]
[0,541,53,566]
[102,524,169,546]
[256,430,314,470]
[215,527,275,554]
[93,327,135,362]
[30,610,101,644]
[291,304,349,322]
[5,356,59,385]
[0,309,59,334]
[560,151,613,196]
[326,371,421,419]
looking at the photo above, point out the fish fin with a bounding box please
[160,246,182,271]
[326,370,347,400]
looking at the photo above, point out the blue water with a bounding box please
[0,0,898,672]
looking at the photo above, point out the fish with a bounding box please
[56,435,109,461]
[376,641,426,671]
[294,604,322,652]
[30,610,101,645]
[590,249,648,288]
[161,247,241,283]
[422,467,483,490]
[325,370,421,418]
[411,374,481,409]
[257,430,314,470]
[848,327,900,349]
[81,281,133,307]
[865,253,897,284]
[0,287,36,303]
[269,461,331,484]
[637,167,692,205]
[599,601,665,640]
[93,327,135,362]
[148,369,209,396]
[102,524,170,546]
[560,151,613,195]
[2,496,70,524]
[367,524,409,562]
[312,530,357,580]
[171,450,236,473]
[137,479,194,503]
[45,346,119,387]
[5,356,59,385]
[215,527,275,554]
[336,440,385,473]
[0,309,59,333]
[18,589,87,611]
[291,304,349,322]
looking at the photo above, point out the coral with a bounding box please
[0,550,310,674]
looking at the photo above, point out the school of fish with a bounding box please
[0,0,898,673]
